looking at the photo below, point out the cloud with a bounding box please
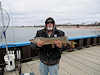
[1,0,100,26]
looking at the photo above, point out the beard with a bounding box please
[47,26,53,31]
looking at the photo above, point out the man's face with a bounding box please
[46,23,54,31]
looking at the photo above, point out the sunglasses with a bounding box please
[46,22,54,24]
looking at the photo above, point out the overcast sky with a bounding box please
[1,0,100,26]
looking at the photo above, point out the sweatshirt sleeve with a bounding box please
[30,30,40,49]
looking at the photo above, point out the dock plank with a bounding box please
[4,46,100,75]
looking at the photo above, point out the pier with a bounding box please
[0,30,100,75]
[4,46,100,75]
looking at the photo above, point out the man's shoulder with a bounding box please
[56,29,65,33]
[55,29,65,36]
[37,29,45,33]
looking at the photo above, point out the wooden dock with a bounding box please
[4,46,100,75]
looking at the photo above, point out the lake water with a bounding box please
[0,26,100,44]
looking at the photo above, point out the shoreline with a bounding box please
[8,25,100,29]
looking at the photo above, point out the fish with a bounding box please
[29,36,69,45]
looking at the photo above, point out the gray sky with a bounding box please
[1,0,100,26]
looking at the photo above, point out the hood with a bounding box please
[44,17,56,31]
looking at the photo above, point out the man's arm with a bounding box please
[54,30,65,48]
[30,31,41,49]
[32,30,45,48]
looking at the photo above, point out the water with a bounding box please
[0,26,100,44]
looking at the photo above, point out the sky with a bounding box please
[1,0,100,26]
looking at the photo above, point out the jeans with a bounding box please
[39,62,59,75]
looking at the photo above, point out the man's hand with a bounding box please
[54,40,62,48]
[36,40,44,47]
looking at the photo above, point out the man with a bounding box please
[34,17,65,75]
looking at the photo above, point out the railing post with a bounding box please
[96,36,100,45]
[92,38,96,46]
[86,38,91,48]
[78,39,83,50]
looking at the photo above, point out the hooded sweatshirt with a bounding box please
[34,17,65,65]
